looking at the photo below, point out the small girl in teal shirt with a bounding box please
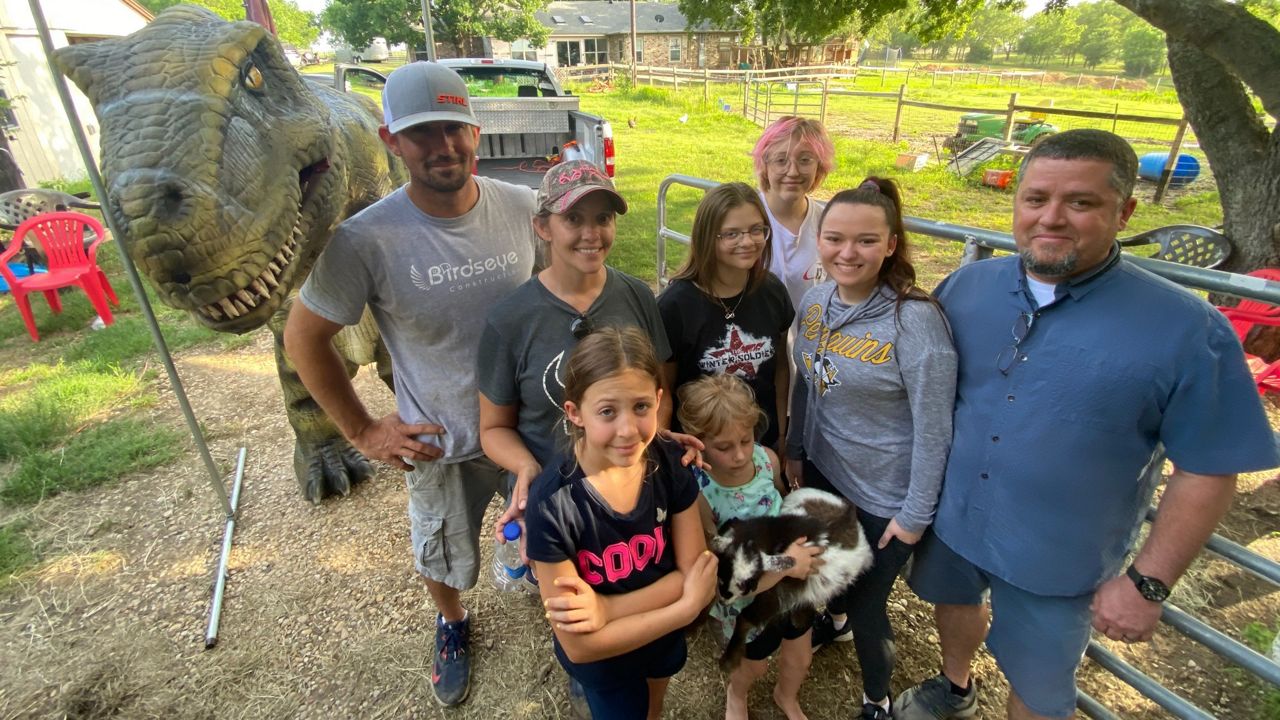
[677,374,822,720]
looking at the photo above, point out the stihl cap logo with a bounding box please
[437,94,468,107]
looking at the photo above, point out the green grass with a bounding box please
[1240,620,1280,720]
[0,418,183,505]
[569,83,1222,288]
[0,361,150,461]
[0,518,34,583]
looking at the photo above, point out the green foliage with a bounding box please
[962,1,1025,55]
[0,519,33,582]
[37,176,94,198]
[966,43,993,62]
[1,418,182,505]
[136,0,319,48]
[1242,620,1277,653]
[321,0,550,54]
[1073,2,1130,69]
[1018,9,1082,65]
[1121,24,1164,77]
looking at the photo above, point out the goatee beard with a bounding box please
[1019,248,1076,279]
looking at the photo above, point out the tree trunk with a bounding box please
[1164,38,1280,279]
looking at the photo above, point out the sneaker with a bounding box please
[432,613,471,706]
[810,611,853,652]
[863,701,893,720]
[894,673,977,720]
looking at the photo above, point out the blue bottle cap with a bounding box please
[503,521,522,542]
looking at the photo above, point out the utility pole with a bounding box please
[420,0,437,61]
[629,0,637,86]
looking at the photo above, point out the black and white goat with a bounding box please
[709,488,874,670]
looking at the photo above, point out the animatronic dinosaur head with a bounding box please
[55,6,364,332]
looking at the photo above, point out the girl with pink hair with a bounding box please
[752,116,836,312]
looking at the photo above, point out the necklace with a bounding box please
[715,291,745,320]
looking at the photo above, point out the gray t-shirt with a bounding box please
[476,267,672,467]
[299,177,538,462]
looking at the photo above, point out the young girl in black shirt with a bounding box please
[659,182,796,450]
[524,327,718,720]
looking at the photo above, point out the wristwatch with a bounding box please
[1126,563,1171,603]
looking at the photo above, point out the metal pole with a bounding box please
[629,0,637,87]
[205,447,247,648]
[419,0,436,61]
[1162,603,1280,686]
[27,0,232,518]
[1085,642,1215,720]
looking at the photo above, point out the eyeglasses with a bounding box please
[570,313,594,340]
[766,154,818,172]
[716,225,771,244]
[996,311,1036,375]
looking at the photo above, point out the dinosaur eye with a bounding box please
[243,63,265,92]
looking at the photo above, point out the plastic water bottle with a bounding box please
[492,521,529,592]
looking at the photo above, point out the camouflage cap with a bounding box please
[536,160,628,215]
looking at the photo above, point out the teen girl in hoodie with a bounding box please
[784,178,958,720]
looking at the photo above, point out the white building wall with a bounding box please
[0,0,148,186]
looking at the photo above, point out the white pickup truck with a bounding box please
[328,59,616,187]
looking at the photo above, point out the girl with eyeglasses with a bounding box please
[785,178,957,720]
[658,182,795,451]
[478,161,674,546]
[753,116,836,313]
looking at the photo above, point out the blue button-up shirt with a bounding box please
[934,249,1277,597]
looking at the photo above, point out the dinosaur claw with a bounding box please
[294,437,374,502]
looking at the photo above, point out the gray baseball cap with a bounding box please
[537,160,628,215]
[381,61,479,133]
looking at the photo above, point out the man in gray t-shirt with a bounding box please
[284,62,537,707]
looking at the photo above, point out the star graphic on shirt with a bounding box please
[703,326,770,379]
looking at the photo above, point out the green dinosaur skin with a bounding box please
[54,5,408,503]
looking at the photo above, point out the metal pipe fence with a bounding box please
[655,173,1280,718]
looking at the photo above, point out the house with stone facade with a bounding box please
[489,1,740,69]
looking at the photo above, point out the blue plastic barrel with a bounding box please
[1138,152,1200,186]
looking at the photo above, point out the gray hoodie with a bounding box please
[786,282,957,533]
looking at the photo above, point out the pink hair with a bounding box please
[751,116,835,193]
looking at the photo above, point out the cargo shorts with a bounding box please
[406,455,508,591]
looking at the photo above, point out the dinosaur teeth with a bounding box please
[251,279,270,298]
[235,289,256,306]
[219,298,240,318]
[262,272,279,289]
[232,298,249,314]
[205,305,223,321]
[268,261,282,274]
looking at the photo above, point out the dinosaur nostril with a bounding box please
[156,184,187,220]
[172,271,192,285]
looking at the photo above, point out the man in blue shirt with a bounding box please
[894,129,1278,720]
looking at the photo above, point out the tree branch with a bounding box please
[1165,38,1270,173]
[1115,0,1280,120]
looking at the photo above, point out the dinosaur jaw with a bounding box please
[191,157,331,331]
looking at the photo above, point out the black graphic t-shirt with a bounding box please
[658,275,795,446]
[477,267,672,467]
[525,437,699,596]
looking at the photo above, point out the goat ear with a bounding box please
[709,535,733,554]
[763,554,795,572]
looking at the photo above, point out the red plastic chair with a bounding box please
[0,211,119,341]
[1216,268,1280,396]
